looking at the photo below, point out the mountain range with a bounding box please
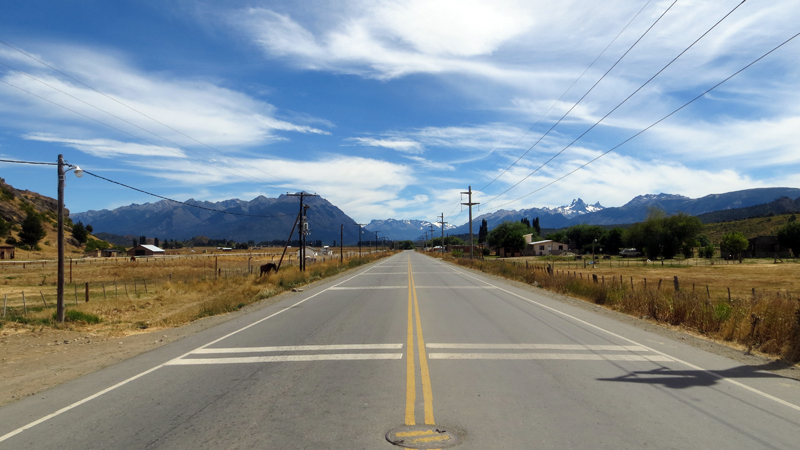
[446,187,800,237]
[72,187,800,243]
[72,194,363,245]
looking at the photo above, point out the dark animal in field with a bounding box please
[260,263,278,276]
[130,256,136,261]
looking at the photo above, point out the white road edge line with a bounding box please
[0,260,386,443]
[429,353,673,362]
[194,344,403,354]
[167,354,403,365]
[445,262,800,414]
[427,343,649,352]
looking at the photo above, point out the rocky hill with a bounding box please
[0,177,88,257]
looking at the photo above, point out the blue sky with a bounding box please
[1,0,799,227]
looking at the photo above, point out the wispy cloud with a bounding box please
[347,137,423,153]
[0,45,330,148]
[23,133,187,158]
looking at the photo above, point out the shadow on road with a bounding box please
[597,360,798,389]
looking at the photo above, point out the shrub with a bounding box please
[54,310,102,324]
[19,213,46,246]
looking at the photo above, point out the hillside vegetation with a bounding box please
[702,213,797,242]
[0,177,107,259]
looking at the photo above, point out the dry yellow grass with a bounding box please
[445,254,800,360]
[1,250,394,336]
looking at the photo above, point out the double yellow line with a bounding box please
[406,255,435,426]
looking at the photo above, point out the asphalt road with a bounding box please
[2,250,800,449]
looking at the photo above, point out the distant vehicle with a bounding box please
[619,248,641,257]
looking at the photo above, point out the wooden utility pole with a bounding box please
[438,213,448,256]
[374,231,379,254]
[277,212,301,271]
[340,224,344,263]
[57,155,65,322]
[461,186,479,259]
[287,192,317,271]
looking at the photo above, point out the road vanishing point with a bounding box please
[1,251,799,449]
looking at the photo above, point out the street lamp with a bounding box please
[57,154,82,323]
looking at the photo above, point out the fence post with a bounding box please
[673,276,679,292]
[144,279,148,294]
[22,291,27,315]
[40,291,47,307]
[102,282,107,300]
[592,274,598,283]
[124,280,128,297]
[657,279,662,290]
[134,279,137,295]
[630,277,634,289]
[752,287,756,300]
[2,294,6,317]
[727,287,731,302]
[85,282,89,302]
[706,285,710,299]
[644,278,647,290]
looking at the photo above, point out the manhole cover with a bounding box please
[386,425,460,448]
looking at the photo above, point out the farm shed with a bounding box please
[0,245,15,259]
[525,239,567,256]
[127,244,165,257]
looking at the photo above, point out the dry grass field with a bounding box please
[446,254,800,361]
[1,247,387,336]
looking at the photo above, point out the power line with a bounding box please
[477,0,655,190]
[0,39,289,186]
[483,0,748,207]
[478,0,677,194]
[0,158,57,166]
[82,169,295,219]
[492,27,800,210]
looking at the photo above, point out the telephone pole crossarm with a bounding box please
[461,186,480,259]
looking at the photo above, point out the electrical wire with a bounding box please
[483,0,748,207]
[82,169,295,219]
[477,0,654,190]
[0,158,57,166]
[478,0,677,195]
[492,27,800,210]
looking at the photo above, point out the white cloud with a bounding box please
[23,133,187,158]
[129,154,415,222]
[0,45,330,148]
[347,137,423,153]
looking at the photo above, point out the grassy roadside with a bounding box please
[431,253,800,362]
[1,251,396,335]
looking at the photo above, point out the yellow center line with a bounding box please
[411,262,436,426]
[405,256,416,426]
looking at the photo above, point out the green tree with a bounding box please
[720,231,749,262]
[85,224,93,234]
[399,240,414,250]
[477,219,488,244]
[71,221,88,244]
[132,238,138,248]
[566,224,605,253]
[19,212,46,246]
[601,227,625,255]
[154,237,160,247]
[532,217,541,236]
[520,217,530,227]
[696,234,712,247]
[702,245,715,258]
[487,221,531,251]
[661,213,703,259]
[777,222,800,256]
[0,217,11,237]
